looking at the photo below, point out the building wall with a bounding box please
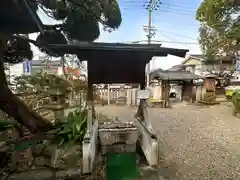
[195,85,205,101]
[185,63,232,76]
[183,55,234,78]
[31,66,55,74]
[8,63,24,83]
[184,58,201,66]
[170,85,182,100]
[151,85,162,100]
[150,82,183,101]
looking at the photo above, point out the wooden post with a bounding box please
[107,84,110,105]
[160,80,164,101]
[163,81,168,108]
[87,82,94,133]
[189,81,193,103]
[166,82,170,107]
[68,91,72,106]
[181,81,184,102]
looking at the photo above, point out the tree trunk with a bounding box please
[0,87,52,132]
[0,39,52,132]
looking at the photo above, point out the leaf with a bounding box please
[0,119,15,130]
[72,122,76,137]
[58,138,65,147]
[62,140,75,149]
[68,112,74,120]
[73,134,81,141]
[196,0,239,59]
[76,123,81,132]
[68,133,73,140]
[59,125,71,134]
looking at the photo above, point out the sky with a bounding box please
[30,0,202,71]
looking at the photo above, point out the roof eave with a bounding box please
[45,43,189,59]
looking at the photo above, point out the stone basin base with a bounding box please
[101,143,136,155]
[99,121,138,154]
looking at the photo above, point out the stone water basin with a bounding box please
[99,120,138,154]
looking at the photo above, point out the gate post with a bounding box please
[107,84,110,105]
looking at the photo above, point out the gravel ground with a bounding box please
[97,103,240,180]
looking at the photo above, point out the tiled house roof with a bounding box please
[150,69,201,81]
[167,64,184,71]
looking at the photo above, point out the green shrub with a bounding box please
[49,108,87,148]
[232,92,240,115]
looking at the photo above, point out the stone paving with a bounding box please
[97,102,240,180]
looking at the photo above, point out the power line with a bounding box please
[153,40,198,45]
[154,8,194,16]
[119,1,197,10]
[120,5,196,16]
[119,1,197,12]
[120,5,195,12]
[130,40,198,45]
[157,29,198,41]
[160,2,197,9]
[158,7,196,13]
[120,7,194,12]
[119,0,197,9]
[157,31,197,50]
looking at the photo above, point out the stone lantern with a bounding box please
[201,74,218,104]
[43,88,67,122]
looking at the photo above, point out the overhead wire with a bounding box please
[129,39,198,45]
[119,5,196,16]
[157,31,197,49]
[119,0,197,8]
[116,0,200,47]
[119,0,197,9]
[157,29,198,41]
[160,2,198,9]
[118,0,197,16]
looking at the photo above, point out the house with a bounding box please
[30,59,61,74]
[181,54,234,76]
[150,69,201,104]
[28,59,86,80]
[5,62,25,85]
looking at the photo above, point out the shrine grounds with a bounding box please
[97,102,240,180]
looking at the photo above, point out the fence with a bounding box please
[95,86,139,106]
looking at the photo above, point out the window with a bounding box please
[186,67,192,72]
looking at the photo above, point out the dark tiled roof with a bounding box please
[167,64,184,71]
[150,69,201,81]
[190,54,205,59]
[43,43,189,84]
[46,42,189,58]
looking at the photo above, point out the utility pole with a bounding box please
[144,0,160,88]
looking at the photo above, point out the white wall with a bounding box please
[170,85,182,100]
[186,63,232,77]
[9,63,24,83]
[151,85,162,100]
